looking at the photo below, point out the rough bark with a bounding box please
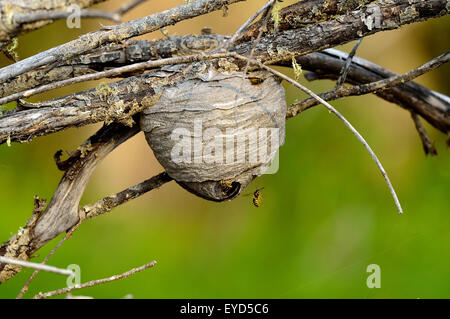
[234,0,449,64]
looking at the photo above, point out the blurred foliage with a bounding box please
[0,1,449,298]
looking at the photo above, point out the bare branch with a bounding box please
[0,52,236,106]
[0,59,218,145]
[0,35,227,98]
[233,0,449,64]
[411,112,438,156]
[0,0,244,83]
[287,51,450,123]
[234,0,374,44]
[228,0,275,46]
[335,39,363,88]
[33,261,157,299]
[15,172,171,296]
[81,172,173,220]
[278,49,450,135]
[14,9,121,24]
[242,0,275,75]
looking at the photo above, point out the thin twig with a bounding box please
[410,112,438,156]
[234,53,404,213]
[335,38,363,88]
[115,0,149,16]
[33,261,157,299]
[14,9,121,24]
[80,172,173,220]
[228,0,275,46]
[0,256,72,276]
[16,222,82,299]
[288,51,450,117]
[242,1,275,75]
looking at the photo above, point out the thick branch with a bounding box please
[2,42,448,144]
[0,34,227,98]
[281,49,450,135]
[233,0,449,64]
[234,0,374,44]
[0,60,219,145]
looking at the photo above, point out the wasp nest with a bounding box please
[140,65,286,201]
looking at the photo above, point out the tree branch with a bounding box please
[0,59,224,145]
[0,121,140,283]
[410,112,438,156]
[0,0,244,83]
[0,34,227,98]
[0,52,236,105]
[233,0,449,64]
[284,49,450,135]
[233,0,374,44]
[33,260,157,299]
[13,9,121,25]
[80,172,172,220]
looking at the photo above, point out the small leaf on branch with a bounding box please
[292,57,302,81]
[271,1,281,31]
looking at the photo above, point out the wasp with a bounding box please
[252,188,264,208]
[219,179,234,192]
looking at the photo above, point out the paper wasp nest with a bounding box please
[140,66,286,201]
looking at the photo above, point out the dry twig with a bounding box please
[33,261,157,299]
[410,112,438,156]
[228,0,275,46]
[16,222,82,299]
[335,39,363,88]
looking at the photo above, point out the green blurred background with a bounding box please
[0,0,449,299]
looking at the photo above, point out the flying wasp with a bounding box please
[252,188,264,208]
